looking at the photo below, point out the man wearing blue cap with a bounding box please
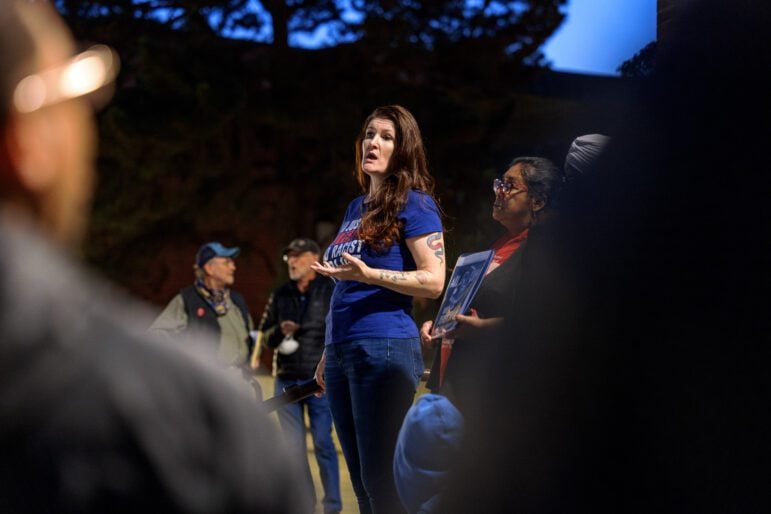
[150,242,256,376]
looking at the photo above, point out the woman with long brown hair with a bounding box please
[312,105,446,513]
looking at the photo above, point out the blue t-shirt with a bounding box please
[324,190,443,345]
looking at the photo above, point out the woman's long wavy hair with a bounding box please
[354,105,437,252]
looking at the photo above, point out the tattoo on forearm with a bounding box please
[427,233,444,265]
[380,270,407,283]
[415,270,428,285]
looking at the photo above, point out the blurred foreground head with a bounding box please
[0,0,117,250]
[0,6,313,513]
[563,133,610,182]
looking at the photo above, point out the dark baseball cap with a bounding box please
[196,242,240,268]
[282,238,321,257]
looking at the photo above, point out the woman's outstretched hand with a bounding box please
[310,252,371,283]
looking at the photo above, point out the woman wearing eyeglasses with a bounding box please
[311,105,445,514]
[393,156,561,514]
[421,156,562,401]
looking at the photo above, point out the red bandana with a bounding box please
[490,228,529,265]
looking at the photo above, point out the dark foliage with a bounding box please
[56,1,618,313]
[618,41,656,78]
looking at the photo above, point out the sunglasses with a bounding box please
[493,178,528,195]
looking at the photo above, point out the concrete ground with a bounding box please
[255,374,429,514]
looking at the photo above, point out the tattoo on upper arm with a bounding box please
[427,233,444,265]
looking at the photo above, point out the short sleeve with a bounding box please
[401,191,442,238]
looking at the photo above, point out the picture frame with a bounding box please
[430,249,495,339]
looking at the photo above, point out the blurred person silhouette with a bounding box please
[258,237,341,514]
[563,133,610,184]
[311,105,446,513]
[393,156,562,513]
[0,2,309,512]
[440,0,769,512]
[149,241,261,398]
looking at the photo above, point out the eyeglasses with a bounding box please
[493,178,528,195]
[13,44,119,114]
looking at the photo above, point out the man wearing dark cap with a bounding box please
[258,238,341,514]
[150,241,256,374]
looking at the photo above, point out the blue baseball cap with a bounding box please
[196,242,240,268]
[393,393,464,514]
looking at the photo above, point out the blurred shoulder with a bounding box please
[0,222,309,512]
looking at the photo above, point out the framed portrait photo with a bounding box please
[430,250,494,339]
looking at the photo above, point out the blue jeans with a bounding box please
[325,338,423,514]
[275,377,342,513]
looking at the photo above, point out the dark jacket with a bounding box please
[259,275,333,380]
[180,285,254,355]
[427,241,526,407]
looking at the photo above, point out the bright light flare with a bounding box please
[13,45,119,114]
